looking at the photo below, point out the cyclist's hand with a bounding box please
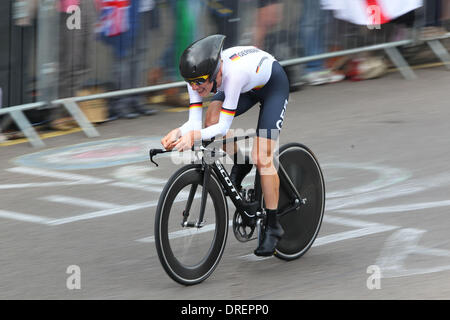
[161,128,181,150]
[174,130,201,152]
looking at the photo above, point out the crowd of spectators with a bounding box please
[0,0,449,141]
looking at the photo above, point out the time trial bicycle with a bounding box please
[149,133,325,285]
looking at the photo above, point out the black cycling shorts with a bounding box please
[212,61,289,140]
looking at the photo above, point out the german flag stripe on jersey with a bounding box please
[189,102,203,109]
[221,107,236,116]
[229,54,240,61]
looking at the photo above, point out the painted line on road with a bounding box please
[46,200,159,225]
[112,165,167,185]
[238,215,399,261]
[375,228,450,279]
[323,163,411,199]
[0,181,83,190]
[0,184,199,225]
[109,181,164,193]
[0,210,53,224]
[314,215,398,247]
[137,214,399,263]
[7,166,111,184]
[0,199,158,226]
[42,195,118,209]
[326,172,450,212]
[136,220,234,243]
[44,192,199,225]
[337,199,450,216]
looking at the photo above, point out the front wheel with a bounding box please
[154,164,229,285]
[274,143,325,260]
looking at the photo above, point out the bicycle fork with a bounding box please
[181,161,210,229]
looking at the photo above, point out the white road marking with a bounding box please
[323,163,411,199]
[138,213,399,263]
[0,167,112,190]
[312,225,398,247]
[42,195,118,209]
[47,200,159,225]
[238,254,273,262]
[136,220,234,243]
[3,160,450,280]
[323,215,381,228]
[113,165,167,185]
[0,182,81,189]
[0,210,53,224]
[238,216,399,261]
[326,173,450,212]
[6,166,111,184]
[314,216,398,247]
[43,191,199,225]
[109,181,163,193]
[337,199,450,215]
[375,228,450,278]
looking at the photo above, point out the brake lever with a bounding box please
[150,140,210,167]
[149,148,171,167]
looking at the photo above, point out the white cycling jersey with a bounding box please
[179,46,276,140]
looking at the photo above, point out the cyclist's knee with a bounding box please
[252,137,277,175]
[251,151,275,174]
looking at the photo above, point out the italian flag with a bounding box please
[321,0,423,26]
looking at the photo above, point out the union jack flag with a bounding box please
[96,0,131,37]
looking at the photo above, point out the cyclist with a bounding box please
[161,34,289,256]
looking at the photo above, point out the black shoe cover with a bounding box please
[254,223,284,257]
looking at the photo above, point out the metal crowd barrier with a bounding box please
[4,32,449,148]
[1,0,449,147]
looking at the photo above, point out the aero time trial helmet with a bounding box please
[179,34,226,85]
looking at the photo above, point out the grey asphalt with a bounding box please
[1,67,450,299]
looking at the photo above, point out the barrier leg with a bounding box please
[384,47,418,80]
[426,40,450,69]
[9,110,45,148]
[61,99,99,138]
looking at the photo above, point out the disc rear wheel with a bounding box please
[274,143,325,260]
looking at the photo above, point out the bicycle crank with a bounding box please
[232,211,257,242]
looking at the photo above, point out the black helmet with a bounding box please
[179,34,226,83]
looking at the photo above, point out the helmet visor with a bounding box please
[185,74,209,86]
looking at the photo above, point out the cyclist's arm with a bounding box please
[179,84,203,135]
[199,73,247,140]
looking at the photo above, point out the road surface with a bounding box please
[1,67,450,299]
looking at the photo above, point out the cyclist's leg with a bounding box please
[252,136,279,210]
[253,60,289,210]
[252,135,284,256]
[251,61,289,256]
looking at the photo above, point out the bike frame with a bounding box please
[149,134,305,229]
[196,142,304,227]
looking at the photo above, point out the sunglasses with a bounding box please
[185,75,209,86]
